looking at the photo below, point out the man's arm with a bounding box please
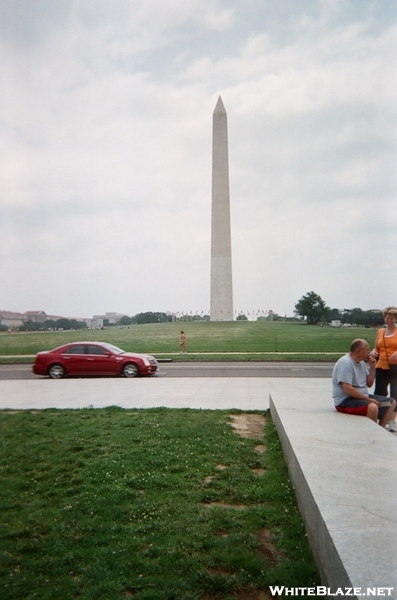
[340,382,379,405]
[366,354,377,388]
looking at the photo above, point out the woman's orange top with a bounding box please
[375,328,397,369]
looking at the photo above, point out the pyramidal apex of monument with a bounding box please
[213,96,226,115]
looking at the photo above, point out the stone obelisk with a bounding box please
[210,96,233,321]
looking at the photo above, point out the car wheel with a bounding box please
[122,363,139,378]
[48,364,65,379]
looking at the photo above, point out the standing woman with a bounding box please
[372,306,397,431]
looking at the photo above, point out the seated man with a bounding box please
[332,338,396,428]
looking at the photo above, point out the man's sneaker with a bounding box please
[387,420,397,432]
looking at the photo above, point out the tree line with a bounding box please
[117,312,211,325]
[117,312,172,325]
[294,291,384,327]
[117,301,384,327]
[19,318,88,332]
[9,299,383,331]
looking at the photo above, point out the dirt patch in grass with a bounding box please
[203,501,249,510]
[203,464,228,486]
[203,475,215,485]
[218,529,229,537]
[257,528,283,565]
[251,467,266,476]
[229,413,266,439]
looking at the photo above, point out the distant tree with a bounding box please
[18,320,34,331]
[133,312,172,324]
[236,314,248,321]
[256,313,297,322]
[50,318,87,330]
[19,320,48,331]
[70,319,87,329]
[117,316,134,326]
[366,310,383,327]
[294,291,330,325]
[340,310,352,324]
[341,308,383,327]
[18,318,87,331]
[345,308,366,326]
[329,308,341,322]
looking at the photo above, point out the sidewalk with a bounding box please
[0,376,288,410]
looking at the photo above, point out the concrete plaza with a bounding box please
[0,375,293,411]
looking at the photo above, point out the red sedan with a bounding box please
[32,342,158,379]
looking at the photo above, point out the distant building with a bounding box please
[25,311,48,323]
[91,312,125,328]
[0,311,26,328]
[0,309,125,330]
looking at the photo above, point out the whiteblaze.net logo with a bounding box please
[268,587,394,597]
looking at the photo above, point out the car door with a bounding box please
[85,344,116,375]
[61,344,87,375]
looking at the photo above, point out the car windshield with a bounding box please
[102,343,125,355]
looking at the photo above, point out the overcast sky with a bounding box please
[1,0,396,319]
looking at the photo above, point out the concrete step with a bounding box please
[270,381,397,597]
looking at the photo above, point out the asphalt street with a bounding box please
[0,361,334,380]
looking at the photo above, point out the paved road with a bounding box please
[159,362,334,378]
[0,361,335,380]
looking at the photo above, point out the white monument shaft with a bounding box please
[210,97,233,321]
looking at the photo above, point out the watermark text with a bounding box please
[269,586,394,597]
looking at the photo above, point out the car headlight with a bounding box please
[142,358,151,366]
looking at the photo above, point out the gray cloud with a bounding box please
[1,0,396,317]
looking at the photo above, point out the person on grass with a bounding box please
[179,331,187,353]
[332,338,396,429]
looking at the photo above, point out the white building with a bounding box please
[0,311,26,329]
[91,312,126,328]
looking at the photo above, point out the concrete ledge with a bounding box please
[270,384,397,598]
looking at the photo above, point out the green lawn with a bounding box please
[0,408,320,599]
[0,321,378,361]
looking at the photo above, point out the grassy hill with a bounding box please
[0,321,378,361]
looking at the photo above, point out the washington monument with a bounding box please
[210,96,233,321]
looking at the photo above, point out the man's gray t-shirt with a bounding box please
[332,353,369,406]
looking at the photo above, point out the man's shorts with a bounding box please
[336,395,393,420]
